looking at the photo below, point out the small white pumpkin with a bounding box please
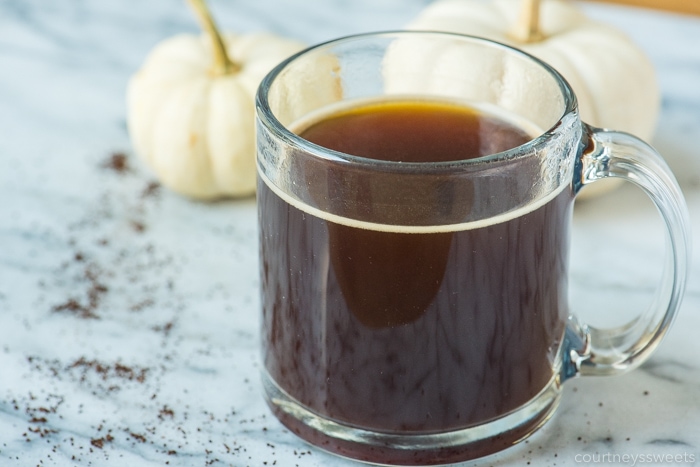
[127,0,305,199]
[404,0,661,196]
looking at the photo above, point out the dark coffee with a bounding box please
[259,100,573,458]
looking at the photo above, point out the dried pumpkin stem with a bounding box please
[511,0,544,43]
[187,0,240,75]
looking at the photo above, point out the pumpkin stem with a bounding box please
[511,0,544,43]
[187,0,240,75]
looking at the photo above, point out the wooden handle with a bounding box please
[584,0,700,16]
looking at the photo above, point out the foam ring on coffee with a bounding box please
[258,169,568,235]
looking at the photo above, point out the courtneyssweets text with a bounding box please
[574,452,696,466]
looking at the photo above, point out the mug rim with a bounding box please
[256,30,578,172]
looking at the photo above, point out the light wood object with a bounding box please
[586,0,700,16]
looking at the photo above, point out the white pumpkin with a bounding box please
[127,0,305,199]
[403,0,660,196]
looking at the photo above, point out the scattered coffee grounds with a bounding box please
[130,220,146,233]
[152,321,174,336]
[70,357,149,384]
[158,405,175,420]
[130,298,155,312]
[129,432,147,443]
[141,180,161,199]
[101,152,131,174]
[52,298,99,320]
[90,434,114,449]
[51,262,108,319]
[6,148,269,466]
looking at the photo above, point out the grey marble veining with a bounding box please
[0,0,699,466]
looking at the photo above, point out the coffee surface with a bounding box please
[299,100,532,163]
[259,99,572,434]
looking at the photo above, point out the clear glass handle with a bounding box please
[562,124,691,379]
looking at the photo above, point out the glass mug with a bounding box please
[255,32,690,465]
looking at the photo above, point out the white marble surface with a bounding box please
[1,0,699,466]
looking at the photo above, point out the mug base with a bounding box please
[262,371,562,466]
